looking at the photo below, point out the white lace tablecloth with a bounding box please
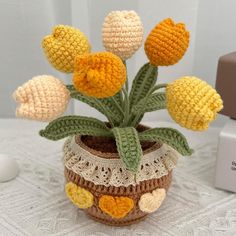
[0,119,235,236]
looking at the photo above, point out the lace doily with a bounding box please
[63,136,179,187]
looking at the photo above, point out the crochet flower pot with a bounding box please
[14,11,223,227]
[63,125,177,226]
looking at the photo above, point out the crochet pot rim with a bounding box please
[77,123,161,159]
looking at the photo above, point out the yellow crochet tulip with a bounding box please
[65,182,93,209]
[42,25,91,73]
[145,18,189,66]
[73,52,126,98]
[102,10,143,60]
[166,76,223,131]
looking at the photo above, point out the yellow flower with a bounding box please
[99,195,134,219]
[73,52,126,98]
[65,182,93,209]
[144,18,190,66]
[102,10,143,60]
[42,25,91,73]
[13,75,70,122]
[166,76,223,131]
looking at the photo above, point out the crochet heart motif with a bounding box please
[99,195,134,219]
[138,188,166,213]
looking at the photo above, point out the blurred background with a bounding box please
[0,0,235,127]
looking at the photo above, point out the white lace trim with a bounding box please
[63,136,179,187]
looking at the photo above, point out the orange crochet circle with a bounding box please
[98,195,134,219]
[73,52,126,98]
[144,18,190,66]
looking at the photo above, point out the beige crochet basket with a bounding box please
[63,125,178,226]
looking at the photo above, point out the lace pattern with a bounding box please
[63,136,179,187]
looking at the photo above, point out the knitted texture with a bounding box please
[112,127,142,172]
[40,116,112,140]
[64,136,178,187]
[98,195,134,219]
[138,188,166,213]
[73,52,126,98]
[166,76,223,131]
[65,182,93,209]
[102,10,143,60]
[13,75,70,122]
[42,25,90,73]
[144,18,189,66]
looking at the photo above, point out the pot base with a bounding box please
[86,211,148,226]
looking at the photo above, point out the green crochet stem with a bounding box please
[120,87,130,127]
[130,84,167,127]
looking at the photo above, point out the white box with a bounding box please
[215,119,236,192]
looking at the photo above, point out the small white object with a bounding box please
[215,119,236,192]
[0,154,19,182]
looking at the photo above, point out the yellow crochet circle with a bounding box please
[166,76,223,131]
[99,195,134,219]
[102,10,143,60]
[65,182,93,209]
[73,52,126,98]
[42,25,91,73]
[144,18,189,66]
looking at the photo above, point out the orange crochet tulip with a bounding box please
[73,52,126,98]
[145,18,190,66]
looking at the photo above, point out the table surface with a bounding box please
[0,119,235,236]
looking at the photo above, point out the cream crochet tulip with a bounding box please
[13,75,70,121]
[102,10,143,60]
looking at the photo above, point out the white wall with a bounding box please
[193,0,236,126]
[0,0,235,127]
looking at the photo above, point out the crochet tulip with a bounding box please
[42,25,91,73]
[102,10,143,60]
[13,75,70,121]
[73,52,126,98]
[166,76,223,131]
[145,18,190,66]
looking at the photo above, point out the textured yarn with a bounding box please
[102,10,143,60]
[144,18,189,66]
[42,25,90,73]
[73,52,126,98]
[98,195,134,219]
[166,76,223,131]
[13,75,70,122]
[138,188,166,213]
[65,182,93,209]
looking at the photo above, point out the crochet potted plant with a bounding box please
[13,11,223,226]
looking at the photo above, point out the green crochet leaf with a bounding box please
[138,128,193,156]
[129,63,158,108]
[132,92,166,114]
[40,116,112,141]
[112,127,142,173]
[67,85,123,125]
